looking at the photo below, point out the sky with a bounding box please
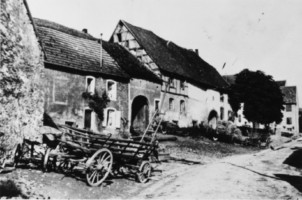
[27,0,302,105]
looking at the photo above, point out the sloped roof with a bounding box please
[281,86,297,104]
[113,20,228,89]
[102,42,162,83]
[34,18,129,79]
[223,75,236,85]
[276,80,286,87]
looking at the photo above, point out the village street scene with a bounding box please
[1,0,302,199]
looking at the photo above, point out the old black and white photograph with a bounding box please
[1,0,302,199]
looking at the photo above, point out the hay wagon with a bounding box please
[43,125,158,186]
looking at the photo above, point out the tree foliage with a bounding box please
[82,91,110,122]
[228,69,284,125]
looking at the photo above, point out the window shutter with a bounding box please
[115,111,121,128]
[102,109,107,127]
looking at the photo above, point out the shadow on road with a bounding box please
[274,174,302,193]
[283,149,302,168]
[226,163,279,180]
[227,163,302,193]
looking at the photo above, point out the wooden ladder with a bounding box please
[140,78,172,143]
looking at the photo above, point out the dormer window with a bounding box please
[85,76,95,94]
[106,80,117,101]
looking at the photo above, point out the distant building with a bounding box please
[277,81,299,134]
[110,20,228,128]
[223,76,300,135]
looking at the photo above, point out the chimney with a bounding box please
[195,49,199,55]
[82,28,88,34]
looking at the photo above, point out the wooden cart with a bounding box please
[43,125,158,186]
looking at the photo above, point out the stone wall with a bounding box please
[0,0,44,151]
[43,67,129,134]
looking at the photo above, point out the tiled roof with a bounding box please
[115,20,228,89]
[102,42,162,83]
[34,18,129,79]
[281,86,297,104]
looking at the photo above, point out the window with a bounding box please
[106,80,117,101]
[85,76,95,94]
[286,117,292,125]
[220,107,224,120]
[220,94,224,102]
[117,33,122,42]
[169,78,175,88]
[180,100,185,113]
[169,98,174,110]
[102,108,121,128]
[84,109,92,129]
[286,105,292,112]
[53,78,68,105]
[180,81,185,90]
[154,99,160,111]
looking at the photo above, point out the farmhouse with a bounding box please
[34,18,132,134]
[110,20,229,128]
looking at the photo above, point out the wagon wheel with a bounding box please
[14,144,22,167]
[136,161,152,183]
[43,148,57,172]
[58,159,74,173]
[85,148,113,187]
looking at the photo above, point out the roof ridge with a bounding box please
[34,17,97,41]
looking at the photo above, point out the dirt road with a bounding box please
[130,140,302,199]
[1,138,302,199]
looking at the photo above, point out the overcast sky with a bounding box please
[28,0,302,105]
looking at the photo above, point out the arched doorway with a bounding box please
[131,96,149,134]
[208,110,218,130]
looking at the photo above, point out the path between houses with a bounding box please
[129,140,302,199]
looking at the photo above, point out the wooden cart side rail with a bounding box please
[62,133,155,152]
[90,137,154,147]
[90,143,152,154]
[58,140,92,154]
[60,126,111,140]
[60,124,155,146]
[59,124,103,136]
[58,140,149,159]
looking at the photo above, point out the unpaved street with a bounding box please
[131,140,302,199]
[1,139,302,199]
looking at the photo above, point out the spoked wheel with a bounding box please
[85,148,113,187]
[14,144,22,167]
[136,161,152,183]
[58,159,74,173]
[43,148,56,172]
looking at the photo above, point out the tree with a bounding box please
[228,69,284,126]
